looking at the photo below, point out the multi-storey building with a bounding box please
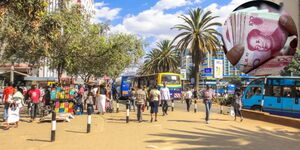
[180,48,253,86]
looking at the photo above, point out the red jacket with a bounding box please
[3,86,14,102]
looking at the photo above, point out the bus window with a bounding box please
[296,87,300,97]
[272,86,281,97]
[246,87,258,99]
[162,75,180,84]
[282,86,294,98]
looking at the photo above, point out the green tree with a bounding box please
[281,49,300,76]
[172,8,221,91]
[140,40,179,75]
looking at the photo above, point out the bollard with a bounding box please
[126,100,130,123]
[116,100,119,113]
[171,99,174,111]
[51,111,56,142]
[87,106,92,133]
[194,100,197,113]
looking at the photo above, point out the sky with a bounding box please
[92,0,253,52]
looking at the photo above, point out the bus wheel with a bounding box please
[251,106,262,111]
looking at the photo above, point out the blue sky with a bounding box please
[92,0,252,52]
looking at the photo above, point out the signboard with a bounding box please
[180,69,187,80]
[214,59,223,79]
[204,68,212,74]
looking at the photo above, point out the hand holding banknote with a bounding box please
[224,14,298,66]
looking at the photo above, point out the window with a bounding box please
[282,86,294,98]
[246,87,262,99]
[162,75,180,85]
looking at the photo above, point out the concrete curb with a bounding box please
[241,109,300,129]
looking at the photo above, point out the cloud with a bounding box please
[110,0,252,50]
[152,0,192,10]
[203,0,252,24]
[92,2,121,23]
[194,0,202,3]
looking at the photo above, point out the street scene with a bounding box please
[0,0,300,150]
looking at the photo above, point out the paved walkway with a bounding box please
[0,103,299,150]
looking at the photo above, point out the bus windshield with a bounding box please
[162,75,180,85]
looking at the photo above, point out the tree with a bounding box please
[139,40,179,75]
[172,8,221,92]
[281,48,300,76]
[39,4,86,82]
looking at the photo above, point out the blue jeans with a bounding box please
[2,102,9,121]
[31,103,39,119]
[204,99,212,121]
[162,100,169,115]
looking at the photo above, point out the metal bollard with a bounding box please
[171,99,174,111]
[116,100,119,113]
[51,111,56,142]
[126,100,130,123]
[194,100,197,113]
[87,106,92,133]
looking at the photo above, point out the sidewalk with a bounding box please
[0,104,299,150]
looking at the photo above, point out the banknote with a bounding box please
[235,12,288,73]
[248,56,293,76]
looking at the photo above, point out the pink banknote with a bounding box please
[236,12,288,73]
[248,56,293,76]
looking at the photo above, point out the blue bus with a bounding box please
[242,76,300,118]
[120,75,135,97]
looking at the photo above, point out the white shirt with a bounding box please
[160,87,171,100]
[186,91,193,99]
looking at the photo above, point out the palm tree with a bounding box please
[172,8,221,92]
[139,40,180,75]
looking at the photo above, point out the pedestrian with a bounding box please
[96,84,107,115]
[85,90,94,113]
[149,85,160,122]
[92,85,98,107]
[28,85,41,122]
[135,85,147,122]
[233,88,243,122]
[185,88,193,112]
[129,88,136,112]
[2,82,14,122]
[202,85,215,124]
[160,83,170,116]
[43,87,51,106]
[4,88,24,129]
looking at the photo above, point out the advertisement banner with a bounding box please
[214,59,223,79]
[180,69,187,80]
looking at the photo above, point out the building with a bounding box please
[180,48,253,86]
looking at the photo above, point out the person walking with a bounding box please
[28,85,41,122]
[160,83,171,116]
[129,88,136,112]
[2,82,14,122]
[4,88,24,129]
[149,85,160,122]
[85,90,94,113]
[202,85,215,124]
[135,85,147,122]
[96,84,107,115]
[185,88,193,112]
[233,88,244,122]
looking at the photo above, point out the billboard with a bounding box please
[214,59,223,79]
[180,69,187,80]
[204,68,212,74]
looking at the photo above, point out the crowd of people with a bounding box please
[1,82,244,129]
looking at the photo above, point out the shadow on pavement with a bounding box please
[65,130,86,134]
[146,125,300,150]
[168,120,201,123]
[26,139,51,142]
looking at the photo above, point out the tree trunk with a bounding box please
[194,61,200,94]
[10,61,14,84]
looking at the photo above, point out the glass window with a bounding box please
[282,86,294,98]
[296,87,300,98]
[246,87,262,99]
[162,75,180,85]
[249,78,264,86]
